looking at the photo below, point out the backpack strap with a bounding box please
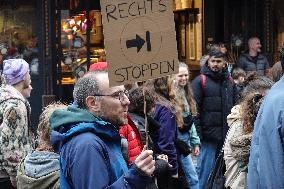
[200,74,234,88]
[228,76,234,84]
[200,74,207,90]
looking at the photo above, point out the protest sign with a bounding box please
[100,0,179,86]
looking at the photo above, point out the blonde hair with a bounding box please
[37,102,67,151]
[177,62,197,116]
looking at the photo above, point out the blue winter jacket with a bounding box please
[151,104,178,176]
[49,105,150,189]
[248,76,284,189]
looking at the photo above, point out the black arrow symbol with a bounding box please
[126,34,145,53]
[146,31,151,52]
[126,31,152,53]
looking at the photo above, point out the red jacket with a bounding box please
[119,116,143,165]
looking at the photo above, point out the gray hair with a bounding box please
[73,71,107,109]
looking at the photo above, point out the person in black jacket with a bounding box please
[192,50,238,189]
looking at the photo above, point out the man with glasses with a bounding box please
[192,50,238,189]
[49,70,155,189]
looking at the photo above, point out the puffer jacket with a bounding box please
[0,84,35,183]
[223,105,247,189]
[17,151,60,189]
[237,53,270,76]
[192,64,238,142]
[119,115,143,165]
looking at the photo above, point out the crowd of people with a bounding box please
[0,36,283,189]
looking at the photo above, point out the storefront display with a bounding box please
[59,9,105,84]
[0,3,38,73]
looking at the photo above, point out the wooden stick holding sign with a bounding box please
[143,88,149,150]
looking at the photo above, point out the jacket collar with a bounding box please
[201,64,230,81]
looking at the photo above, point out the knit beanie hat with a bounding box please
[3,59,29,85]
[89,62,108,71]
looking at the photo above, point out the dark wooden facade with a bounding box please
[203,0,274,64]
[36,0,284,124]
[1,0,281,125]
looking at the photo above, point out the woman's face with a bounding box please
[175,66,189,87]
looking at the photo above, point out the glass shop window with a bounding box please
[0,1,39,75]
[58,1,105,85]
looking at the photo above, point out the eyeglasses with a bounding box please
[93,90,129,102]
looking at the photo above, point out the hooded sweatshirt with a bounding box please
[17,151,60,189]
[50,105,150,189]
[0,84,34,183]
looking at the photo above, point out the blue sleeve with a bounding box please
[191,76,203,140]
[69,141,150,189]
[155,105,178,175]
[256,110,284,188]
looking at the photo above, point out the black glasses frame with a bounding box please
[93,90,129,101]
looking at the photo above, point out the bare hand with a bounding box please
[134,150,155,177]
[193,146,200,156]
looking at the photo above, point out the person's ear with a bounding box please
[85,96,100,112]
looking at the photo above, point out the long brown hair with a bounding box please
[271,61,283,82]
[240,76,274,134]
[168,76,184,128]
[241,93,264,134]
[144,77,180,119]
